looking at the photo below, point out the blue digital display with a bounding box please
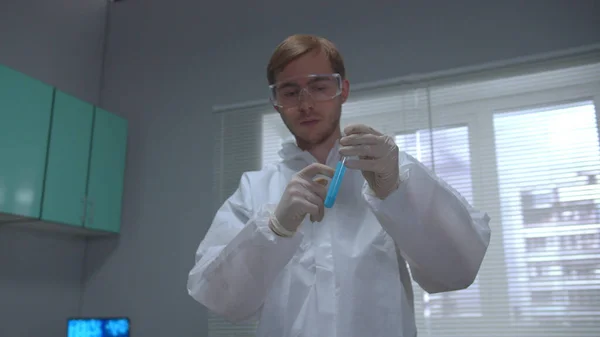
[67,317,130,337]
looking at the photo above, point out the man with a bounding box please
[187,34,491,337]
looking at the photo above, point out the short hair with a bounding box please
[266,34,346,85]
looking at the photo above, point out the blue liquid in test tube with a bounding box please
[324,157,347,208]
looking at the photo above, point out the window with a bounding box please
[395,126,473,204]
[396,126,482,322]
[213,55,600,336]
[494,101,600,328]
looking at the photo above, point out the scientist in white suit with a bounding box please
[187,34,491,337]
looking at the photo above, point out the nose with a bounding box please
[298,88,314,111]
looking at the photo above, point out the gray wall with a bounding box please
[0,0,107,336]
[82,0,600,336]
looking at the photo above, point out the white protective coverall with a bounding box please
[187,138,491,337]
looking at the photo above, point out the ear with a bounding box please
[341,79,350,104]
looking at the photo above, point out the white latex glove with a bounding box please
[273,163,335,234]
[339,124,401,200]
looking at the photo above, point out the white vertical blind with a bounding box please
[211,55,600,337]
[210,105,265,337]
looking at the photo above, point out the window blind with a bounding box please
[211,55,600,337]
[210,104,265,337]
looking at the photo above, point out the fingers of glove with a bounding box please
[287,183,324,212]
[313,176,331,190]
[306,180,328,200]
[344,157,387,173]
[298,162,335,180]
[343,124,383,136]
[316,201,325,222]
[313,176,330,187]
[311,189,326,223]
[309,202,325,223]
[339,144,388,158]
[340,133,397,158]
[340,133,381,146]
[302,199,320,223]
[289,175,328,201]
[293,187,325,222]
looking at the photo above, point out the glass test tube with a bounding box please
[324,156,347,208]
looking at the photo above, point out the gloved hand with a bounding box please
[272,163,335,236]
[339,124,401,200]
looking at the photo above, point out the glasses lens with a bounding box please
[270,74,341,107]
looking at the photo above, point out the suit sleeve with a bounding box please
[363,152,491,293]
[187,172,303,322]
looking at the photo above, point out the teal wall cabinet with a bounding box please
[85,108,128,233]
[0,65,54,220]
[0,64,128,236]
[41,90,94,228]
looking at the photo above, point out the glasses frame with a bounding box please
[268,73,343,108]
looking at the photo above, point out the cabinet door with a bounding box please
[85,107,128,233]
[0,65,53,218]
[41,90,93,227]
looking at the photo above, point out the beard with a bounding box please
[282,105,341,150]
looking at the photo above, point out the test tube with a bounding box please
[324,156,347,208]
